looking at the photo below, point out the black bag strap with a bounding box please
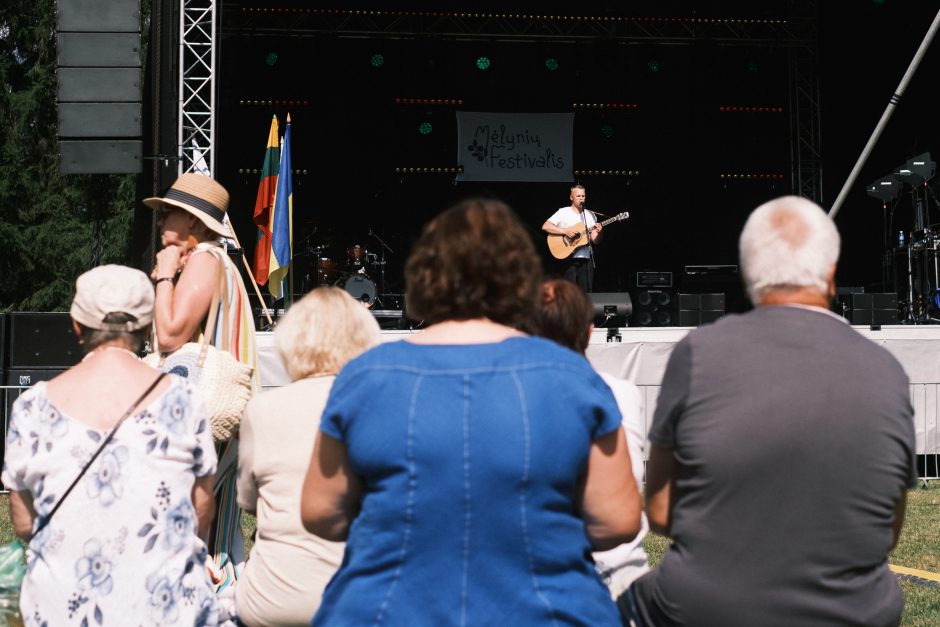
[33,372,168,536]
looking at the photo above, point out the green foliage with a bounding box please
[0,0,136,311]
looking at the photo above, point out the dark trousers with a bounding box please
[563,257,593,292]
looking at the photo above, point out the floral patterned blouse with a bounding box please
[1,376,219,626]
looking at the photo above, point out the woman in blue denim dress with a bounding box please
[301,199,642,626]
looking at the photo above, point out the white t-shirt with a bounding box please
[548,206,597,259]
[593,372,650,599]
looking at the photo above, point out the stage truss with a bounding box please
[179,2,822,200]
[178,0,218,176]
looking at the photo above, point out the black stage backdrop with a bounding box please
[207,1,940,301]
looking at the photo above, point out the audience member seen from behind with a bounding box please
[301,199,641,626]
[3,265,219,624]
[629,196,916,627]
[525,277,649,599]
[146,173,260,589]
[235,287,381,626]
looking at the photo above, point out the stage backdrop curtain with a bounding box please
[456,112,574,182]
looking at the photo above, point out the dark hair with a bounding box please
[525,277,593,354]
[404,198,542,327]
[79,312,149,354]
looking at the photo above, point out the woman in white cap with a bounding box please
[3,265,220,625]
[145,173,259,592]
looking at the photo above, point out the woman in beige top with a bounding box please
[235,288,381,626]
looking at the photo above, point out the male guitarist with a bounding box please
[542,184,602,292]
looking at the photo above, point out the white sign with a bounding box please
[457,112,574,182]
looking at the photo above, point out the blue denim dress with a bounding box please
[313,336,623,626]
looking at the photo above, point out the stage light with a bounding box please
[647,59,661,73]
[545,57,559,71]
[418,122,433,135]
[371,53,385,68]
[476,56,491,70]
[265,52,278,66]
[600,124,614,139]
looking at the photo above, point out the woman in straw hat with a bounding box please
[146,173,260,594]
[3,265,220,624]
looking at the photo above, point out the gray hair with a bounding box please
[739,196,840,304]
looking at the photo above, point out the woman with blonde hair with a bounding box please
[236,288,381,626]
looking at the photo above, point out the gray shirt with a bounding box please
[632,305,916,627]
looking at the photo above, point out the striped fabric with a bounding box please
[192,242,260,593]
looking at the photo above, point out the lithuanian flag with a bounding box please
[267,115,293,299]
[252,116,279,285]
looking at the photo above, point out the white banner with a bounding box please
[456,112,574,182]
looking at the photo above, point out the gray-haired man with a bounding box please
[628,196,916,627]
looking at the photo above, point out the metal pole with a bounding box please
[829,8,940,219]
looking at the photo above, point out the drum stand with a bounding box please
[369,227,394,309]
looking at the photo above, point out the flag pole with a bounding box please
[230,230,274,327]
[286,113,294,309]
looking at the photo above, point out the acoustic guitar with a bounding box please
[546,211,630,259]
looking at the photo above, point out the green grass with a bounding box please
[0,487,936,624]
[643,485,940,626]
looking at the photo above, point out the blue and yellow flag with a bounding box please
[267,115,293,299]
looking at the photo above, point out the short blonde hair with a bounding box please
[739,195,840,304]
[275,287,381,381]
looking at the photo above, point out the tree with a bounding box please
[0,0,135,311]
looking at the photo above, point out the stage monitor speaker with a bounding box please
[681,265,750,314]
[8,313,82,369]
[678,293,726,327]
[588,293,633,327]
[837,292,898,325]
[631,289,676,327]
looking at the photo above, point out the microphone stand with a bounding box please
[581,205,597,272]
[369,228,394,309]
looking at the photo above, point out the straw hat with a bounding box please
[144,173,232,238]
[70,265,154,332]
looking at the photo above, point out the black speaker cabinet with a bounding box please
[836,293,898,325]
[631,289,676,327]
[0,313,7,371]
[588,293,633,327]
[8,312,82,369]
[678,293,727,327]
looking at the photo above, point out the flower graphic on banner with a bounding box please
[467,139,487,161]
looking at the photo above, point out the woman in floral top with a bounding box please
[2,265,219,625]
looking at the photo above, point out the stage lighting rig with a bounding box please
[894,152,935,187]
[866,176,901,202]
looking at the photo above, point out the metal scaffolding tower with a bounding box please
[179,0,217,176]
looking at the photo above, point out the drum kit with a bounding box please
[302,230,394,309]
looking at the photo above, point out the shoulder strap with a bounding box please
[33,372,168,536]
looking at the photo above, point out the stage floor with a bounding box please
[256,325,940,464]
